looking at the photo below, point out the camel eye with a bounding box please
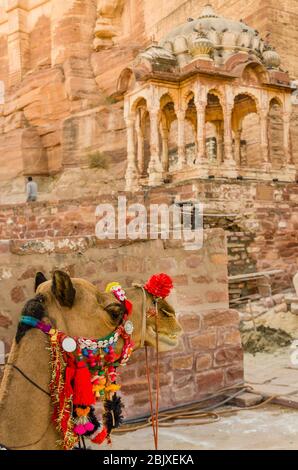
[160,308,174,317]
[105,303,125,321]
[36,294,46,304]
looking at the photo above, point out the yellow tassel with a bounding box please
[93,384,105,393]
[105,282,121,293]
[105,384,121,393]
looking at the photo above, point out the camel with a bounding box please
[0,270,182,450]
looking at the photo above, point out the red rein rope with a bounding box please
[145,304,160,450]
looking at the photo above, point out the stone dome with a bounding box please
[159,4,278,67]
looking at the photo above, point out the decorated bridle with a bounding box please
[133,273,174,450]
[17,273,173,451]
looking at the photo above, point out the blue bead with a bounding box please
[82,349,89,356]
[104,347,109,353]
[21,316,39,327]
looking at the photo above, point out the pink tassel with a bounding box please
[84,422,95,432]
[74,424,86,436]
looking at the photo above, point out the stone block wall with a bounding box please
[227,232,257,276]
[124,307,241,417]
[0,177,297,287]
[0,228,243,417]
[173,179,298,290]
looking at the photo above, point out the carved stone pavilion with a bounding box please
[121,4,295,191]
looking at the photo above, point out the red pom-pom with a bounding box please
[105,349,116,363]
[144,273,173,299]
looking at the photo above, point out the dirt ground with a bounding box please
[94,405,297,450]
[239,293,298,339]
[241,325,292,354]
[254,309,298,337]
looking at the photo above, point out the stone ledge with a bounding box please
[230,391,263,407]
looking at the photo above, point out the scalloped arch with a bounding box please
[185,90,195,104]
[206,88,225,107]
[159,91,176,108]
[130,95,148,114]
[233,91,260,114]
[241,61,269,85]
[269,96,283,109]
[117,68,136,94]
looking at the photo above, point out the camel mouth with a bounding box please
[147,326,180,348]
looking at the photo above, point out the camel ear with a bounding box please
[52,270,76,308]
[35,272,47,292]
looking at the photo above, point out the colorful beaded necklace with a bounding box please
[20,282,134,450]
[19,273,174,450]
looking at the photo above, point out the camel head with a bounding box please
[18,270,182,353]
[123,286,182,352]
[2,271,182,450]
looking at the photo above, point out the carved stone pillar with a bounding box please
[260,109,270,169]
[195,100,207,163]
[223,105,235,164]
[160,125,169,172]
[234,128,242,166]
[148,108,163,186]
[176,109,186,169]
[135,113,144,175]
[283,111,293,165]
[215,121,224,164]
[189,121,198,165]
[6,1,29,86]
[125,115,139,191]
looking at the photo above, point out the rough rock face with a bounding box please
[0,0,296,193]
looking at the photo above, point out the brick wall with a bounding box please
[0,179,297,288]
[123,307,242,417]
[227,232,257,276]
